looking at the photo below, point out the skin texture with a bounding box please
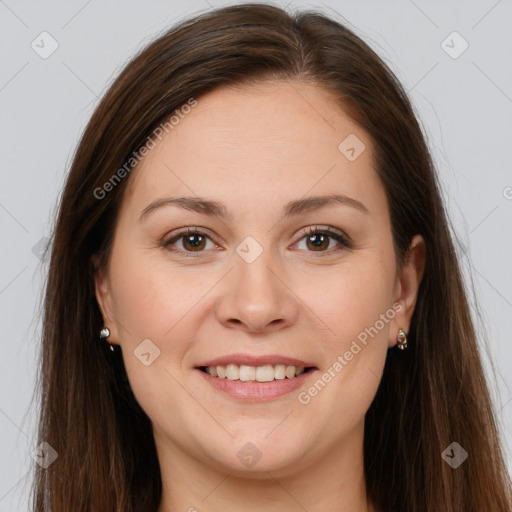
[94,80,425,512]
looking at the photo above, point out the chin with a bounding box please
[200,435,311,476]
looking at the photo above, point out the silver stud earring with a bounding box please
[99,326,114,351]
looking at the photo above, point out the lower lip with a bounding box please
[196,368,317,402]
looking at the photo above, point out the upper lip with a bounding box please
[196,354,317,368]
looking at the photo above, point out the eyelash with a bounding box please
[162,225,352,258]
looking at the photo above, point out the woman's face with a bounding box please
[95,80,424,476]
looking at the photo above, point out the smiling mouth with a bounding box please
[198,364,316,382]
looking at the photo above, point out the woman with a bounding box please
[32,3,512,511]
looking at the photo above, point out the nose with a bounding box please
[215,248,298,333]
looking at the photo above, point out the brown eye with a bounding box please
[305,232,330,251]
[295,226,351,254]
[181,233,207,251]
[163,228,216,257]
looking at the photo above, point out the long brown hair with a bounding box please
[32,3,512,511]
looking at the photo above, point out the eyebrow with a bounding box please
[139,193,369,222]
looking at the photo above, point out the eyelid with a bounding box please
[299,224,348,240]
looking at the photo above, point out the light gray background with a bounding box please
[1,0,511,509]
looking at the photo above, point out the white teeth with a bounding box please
[204,363,309,381]
[226,364,240,381]
[256,365,274,382]
[285,365,295,378]
[274,364,286,380]
[239,365,255,381]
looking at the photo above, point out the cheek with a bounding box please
[107,250,204,426]
[313,254,395,346]
[106,249,205,402]
[296,255,393,416]
[109,248,207,344]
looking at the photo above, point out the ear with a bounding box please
[91,255,119,346]
[388,234,426,348]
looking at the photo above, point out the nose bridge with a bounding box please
[234,235,282,304]
[216,234,297,332]
[235,236,279,292]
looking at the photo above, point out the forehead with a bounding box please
[121,79,383,219]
